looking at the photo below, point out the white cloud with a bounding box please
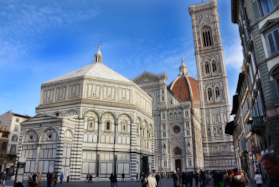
[0,1,99,56]
[223,37,244,70]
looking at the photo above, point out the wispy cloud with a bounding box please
[0,1,99,56]
[223,37,243,70]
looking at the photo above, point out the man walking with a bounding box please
[60,172,64,184]
[194,172,199,187]
[172,170,180,187]
[0,171,7,187]
[147,172,157,187]
[155,173,160,187]
[260,152,279,187]
[122,173,125,182]
[231,168,245,187]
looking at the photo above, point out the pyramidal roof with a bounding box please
[44,62,132,84]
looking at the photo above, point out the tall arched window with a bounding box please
[202,27,212,47]
[1,142,7,150]
[208,88,213,101]
[106,121,111,130]
[212,61,217,73]
[88,118,94,130]
[215,87,221,101]
[205,63,210,75]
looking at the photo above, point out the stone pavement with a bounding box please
[4,177,268,187]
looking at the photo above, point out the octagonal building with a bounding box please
[19,46,154,181]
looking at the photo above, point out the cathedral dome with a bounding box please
[169,59,199,101]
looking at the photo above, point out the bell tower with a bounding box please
[189,0,236,170]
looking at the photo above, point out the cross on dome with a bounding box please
[94,45,103,63]
[179,57,189,76]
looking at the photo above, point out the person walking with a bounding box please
[155,173,160,187]
[172,170,180,187]
[254,171,263,187]
[260,152,279,187]
[213,171,219,187]
[121,173,125,182]
[189,172,193,187]
[53,172,58,186]
[181,172,188,187]
[194,172,199,187]
[223,170,233,187]
[142,174,149,187]
[113,174,118,187]
[200,171,206,187]
[0,171,7,187]
[60,172,64,184]
[146,172,157,187]
[32,173,37,182]
[240,170,250,187]
[110,173,115,187]
[37,172,42,187]
[230,168,245,187]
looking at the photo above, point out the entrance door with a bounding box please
[142,156,149,174]
[175,159,181,171]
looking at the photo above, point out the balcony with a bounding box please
[251,116,265,135]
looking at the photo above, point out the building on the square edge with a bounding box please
[133,59,204,173]
[18,46,155,181]
[226,0,279,179]
[0,110,30,174]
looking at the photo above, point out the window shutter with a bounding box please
[253,1,262,20]
[272,0,279,8]
[274,29,279,52]
[267,33,276,55]
[270,80,279,106]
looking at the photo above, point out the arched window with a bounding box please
[208,88,213,101]
[202,27,212,47]
[212,61,217,73]
[215,87,221,101]
[88,118,94,130]
[106,121,111,130]
[205,63,210,75]
[174,147,182,155]
[122,121,127,132]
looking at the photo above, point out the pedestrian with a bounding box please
[142,174,149,187]
[0,171,7,187]
[155,173,160,186]
[32,172,37,182]
[181,172,188,187]
[146,172,157,187]
[200,171,206,187]
[15,180,24,187]
[230,168,245,187]
[37,172,42,187]
[122,173,125,182]
[113,174,118,187]
[28,173,32,181]
[254,171,263,187]
[137,173,139,181]
[240,170,250,187]
[110,173,115,187]
[223,170,233,187]
[53,172,58,186]
[60,172,64,184]
[219,171,224,187]
[89,174,93,182]
[46,172,51,187]
[172,170,180,187]
[194,172,199,187]
[260,152,279,186]
[213,171,219,187]
[189,172,193,187]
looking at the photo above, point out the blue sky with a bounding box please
[0,0,243,116]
